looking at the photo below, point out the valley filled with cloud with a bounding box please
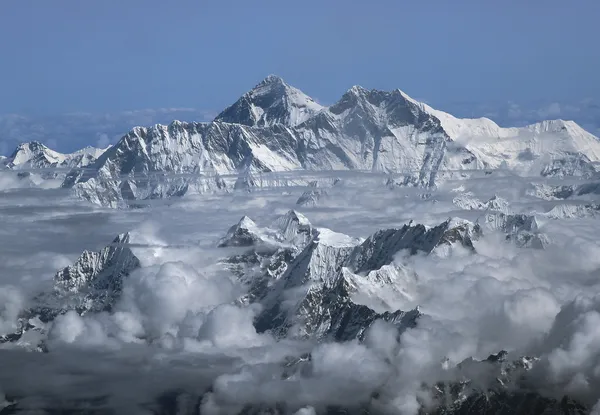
[2,166,600,414]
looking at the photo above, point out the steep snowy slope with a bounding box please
[214,75,324,127]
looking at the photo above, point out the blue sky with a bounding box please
[1,0,599,115]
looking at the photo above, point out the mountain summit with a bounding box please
[214,75,324,127]
[3,141,107,173]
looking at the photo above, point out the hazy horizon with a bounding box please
[2,1,600,115]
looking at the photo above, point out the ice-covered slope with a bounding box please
[52,76,600,207]
[425,105,600,177]
[214,75,324,127]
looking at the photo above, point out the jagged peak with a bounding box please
[393,88,424,107]
[217,216,263,248]
[14,140,47,150]
[341,85,416,102]
[313,227,360,248]
[348,85,368,95]
[236,215,258,230]
[273,210,312,235]
[257,74,286,87]
[281,209,310,225]
[214,75,322,127]
[10,141,51,157]
[330,85,426,117]
[111,232,133,245]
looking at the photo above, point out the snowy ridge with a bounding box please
[3,141,108,171]
[51,232,141,306]
[540,203,600,219]
[453,193,512,214]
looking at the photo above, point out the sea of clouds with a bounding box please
[1,169,600,414]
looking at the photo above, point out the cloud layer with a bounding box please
[1,169,600,413]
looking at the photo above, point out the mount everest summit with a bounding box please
[3,75,600,207]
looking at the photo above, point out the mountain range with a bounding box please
[1,76,599,414]
[0,207,584,414]
[3,75,600,207]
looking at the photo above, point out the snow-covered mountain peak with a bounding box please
[217,216,263,248]
[314,227,360,248]
[4,140,108,172]
[257,74,286,87]
[271,210,318,248]
[328,84,439,128]
[38,76,600,207]
[9,141,63,166]
[394,88,419,104]
[238,215,258,229]
[214,75,323,127]
[348,85,368,95]
[7,232,141,344]
[273,209,310,229]
[11,140,46,154]
[218,211,319,250]
[328,85,373,114]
